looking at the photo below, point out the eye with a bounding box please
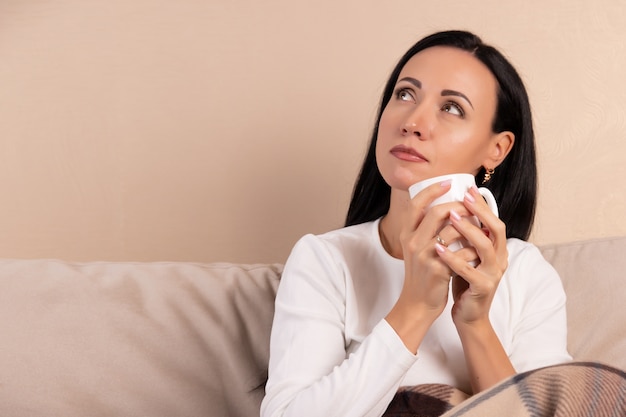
[394,88,415,102]
[442,102,465,117]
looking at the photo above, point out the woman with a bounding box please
[261,30,571,417]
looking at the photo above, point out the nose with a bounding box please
[402,103,431,138]
[402,124,421,137]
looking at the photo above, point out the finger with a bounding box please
[435,216,491,280]
[432,219,470,253]
[463,186,507,250]
[434,242,473,280]
[448,208,494,264]
[435,243,495,293]
[408,180,452,223]
[445,209,507,294]
[452,245,480,266]
[404,180,456,240]
[451,275,470,303]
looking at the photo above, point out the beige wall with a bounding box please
[1,0,625,263]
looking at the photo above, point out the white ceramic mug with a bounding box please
[408,173,498,254]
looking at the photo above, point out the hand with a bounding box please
[396,181,473,320]
[385,180,470,353]
[434,185,508,326]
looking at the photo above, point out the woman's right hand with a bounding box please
[385,180,476,353]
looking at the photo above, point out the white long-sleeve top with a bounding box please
[261,218,572,417]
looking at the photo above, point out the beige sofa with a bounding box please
[1,236,625,416]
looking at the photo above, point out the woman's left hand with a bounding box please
[435,185,509,326]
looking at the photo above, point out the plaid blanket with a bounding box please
[383,362,626,417]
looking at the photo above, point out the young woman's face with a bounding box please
[376,46,503,191]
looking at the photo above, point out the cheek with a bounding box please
[446,125,489,148]
[374,133,385,168]
[375,111,392,158]
[377,116,390,139]
[378,105,398,135]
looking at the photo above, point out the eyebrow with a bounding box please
[397,77,474,109]
[398,76,421,89]
[441,89,474,109]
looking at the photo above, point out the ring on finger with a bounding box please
[435,234,448,247]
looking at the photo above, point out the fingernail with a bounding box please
[450,209,462,222]
[435,243,447,254]
[464,191,475,203]
[440,180,452,187]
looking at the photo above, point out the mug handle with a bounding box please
[477,187,499,218]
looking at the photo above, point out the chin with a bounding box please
[388,179,419,193]
[379,165,433,192]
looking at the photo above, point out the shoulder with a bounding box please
[288,221,380,264]
[505,238,555,272]
[282,220,385,287]
[279,221,381,301]
[506,238,542,259]
[503,238,565,295]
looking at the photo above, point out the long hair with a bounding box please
[345,30,537,240]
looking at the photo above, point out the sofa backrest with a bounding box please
[539,236,626,373]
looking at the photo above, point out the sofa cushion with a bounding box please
[0,259,282,417]
[0,236,624,416]
[540,236,626,371]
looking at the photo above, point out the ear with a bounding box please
[483,130,515,169]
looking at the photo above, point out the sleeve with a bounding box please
[260,234,417,417]
[506,243,573,372]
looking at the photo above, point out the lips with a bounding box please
[390,145,428,162]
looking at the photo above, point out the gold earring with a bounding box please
[482,167,495,184]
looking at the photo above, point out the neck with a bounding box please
[378,190,411,259]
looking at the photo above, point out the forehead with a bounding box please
[398,46,498,105]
